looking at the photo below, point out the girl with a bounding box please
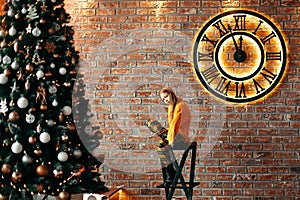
[157,87,191,185]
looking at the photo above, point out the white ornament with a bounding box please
[0,99,8,114]
[62,106,72,115]
[0,30,4,37]
[7,9,14,17]
[3,55,11,64]
[9,26,17,36]
[26,113,35,124]
[22,154,33,164]
[53,23,61,31]
[51,0,56,3]
[73,149,82,159]
[36,70,44,79]
[47,119,54,126]
[17,97,28,108]
[26,5,39,20]
[21,7,27,14]
[59,67,67,75]
[84,125,93,135]
[11,60,19,70]
[48,85,57,94]
[39,132,51,143]
[11,141,23,154]
[0,74,8,84]
[50,63,55,68]
[32,27,41,37]
[52,99,58,107]
[57,152,68,162]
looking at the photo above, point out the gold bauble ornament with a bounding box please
[34,148,42,156]
[40,19,46,24]
[18,34,24,41]
[25,79,31,90]
[1,163,12,174]
[59,112,64,123]
[0,194,8,200]
[67,123,75,132]
[36,164,49,177]
[2,3,9,12]
[15,13,21,19]
[1,17,7,25]
[48,27,56,35]
[40,104,47,111]
[12,171,22,182]
[58,191,70,200]
[3,69,11,76]
[53,169,63,179]
[28,136,37,144]
[26,63,33,72]
[1,41,7,48]
[8,111,19,122]
[33,184,44,193]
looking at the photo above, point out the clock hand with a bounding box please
[228,25,239,51]
[239,36,243,50]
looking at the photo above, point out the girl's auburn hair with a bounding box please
[159,87,178,113]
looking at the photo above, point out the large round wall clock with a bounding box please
[193,9,287,103]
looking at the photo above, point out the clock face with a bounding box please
[193,10,287,103]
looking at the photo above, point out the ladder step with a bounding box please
[156,182,200,189]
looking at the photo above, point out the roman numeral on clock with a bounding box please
[261,68,277,84]
[253,20,263,35]
[233,15,246,30]
[212,20,228,37]
[261,31,276,44]
[253,79,265,94]
[215,77,231,96]
[202,34,218,46]
[202,65,219,84]
[235,82,247,98]
[266,51,281,61]
[198,52,213,61]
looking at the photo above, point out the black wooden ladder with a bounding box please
[157,141,199,200]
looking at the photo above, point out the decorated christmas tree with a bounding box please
[0,0,107,199]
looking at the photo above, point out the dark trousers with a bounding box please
[157,133,190,168]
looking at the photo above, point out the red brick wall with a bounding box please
[66,0,300,199]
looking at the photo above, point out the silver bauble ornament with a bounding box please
[32,27,41,37]
[22,154,33,164]
[62,106,72,115]
[0,74,8,84]
[8,26,17,36]
[73,149,82,159]
[11,60,19,70]
[39,132,50,143]
[26,113,35,124]
[2,55,11,64]
[36,70,44,79]
[59,67,67,75]
[57,151,68,162]
[11,141,23,154]
[17,97,28,108]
